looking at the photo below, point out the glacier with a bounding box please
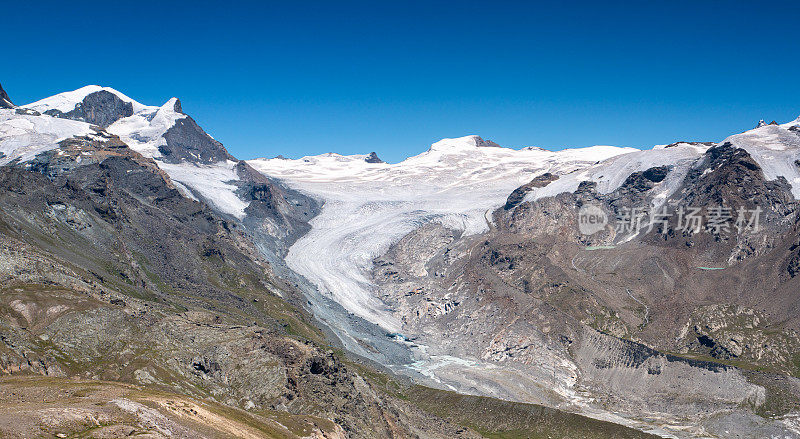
[248,135,636,331]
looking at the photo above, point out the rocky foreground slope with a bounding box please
[0,83,660,438]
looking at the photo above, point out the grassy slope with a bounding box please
[351,363,659,439]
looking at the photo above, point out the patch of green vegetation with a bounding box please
[133,252,177,296]
[745,370,800,418]
[198,249,326,344]
[402,386,657,439]
[350,360,656,439]
[585,305,629,338]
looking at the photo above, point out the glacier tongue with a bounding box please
[248,138,635,331]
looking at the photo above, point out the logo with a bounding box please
[578,204,608,235]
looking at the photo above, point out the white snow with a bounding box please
[24,85,156,115]
[520,116,800,204]
[249,135,635,331]
[781,116,800,130]
[0,109,93,165]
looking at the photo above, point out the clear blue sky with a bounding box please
[5,0,800,162]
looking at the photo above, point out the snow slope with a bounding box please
[249,135,636,330]
[104,95,249,219]
[158,159,249,219]
[0,109,94,165]
[724,119,800,197]
[518,116,800,205]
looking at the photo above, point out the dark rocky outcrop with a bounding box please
[159,115,236,164]
[475,137,502,148]
[43,91,134,127]
[235,161,320,255]
[677,143,795,225]
[0,83,14,109]
[574,180,597,195]
[364,151,383,163]
[504,172,558,210]
[604,166,671,211]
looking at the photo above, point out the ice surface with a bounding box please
[249,120,800,333]
[525,142,712,205]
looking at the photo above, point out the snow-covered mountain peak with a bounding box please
[25,85,155,115]
[155,98,184,120]
[428,135,502,152]
[106,97,187,159]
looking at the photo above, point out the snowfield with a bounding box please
[0,109,93,165]
[248,135,636,331]
[157,160,249,219]
[723,119,800,197]
[523,142,713,206]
